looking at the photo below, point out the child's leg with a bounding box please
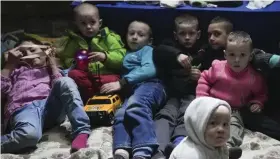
[154,98,180,153]
[227,111,245,147]
[113,99,131,159]
[171,95,195,146]
[125,80,166,158]
[43,77,91,152]
[241,108,280,141]
[1,100,46,153]
[68,69,95,102]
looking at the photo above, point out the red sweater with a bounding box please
[196,60,267,109]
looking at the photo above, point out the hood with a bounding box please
[184,96,231,149]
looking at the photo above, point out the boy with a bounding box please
[1,40,91,153]
[196,31,268,149]
[60,3,126,102]
[101,20,166,159]
[200,16,233,70]
[170,97,231,159]
[152,14,202,159]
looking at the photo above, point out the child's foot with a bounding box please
[70,133,89,153]
[114,149,129,159]
[228,147,242,159]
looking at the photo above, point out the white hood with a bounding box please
[184,96,231,149]
[170,96,231,159]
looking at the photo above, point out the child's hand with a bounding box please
[177,54,192,70]
[190,68,201,81]
[100,81,121,94]
[6,46,23,67]
[88,52,106,62]
[46,47,57,68]
[250,103,262,113]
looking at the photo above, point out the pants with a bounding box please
[227,107,280,147]
[227,111,244,147]
[68,69,120,103]
[113,79,166,158]
[1,77,91,153]
[154,95,195,152]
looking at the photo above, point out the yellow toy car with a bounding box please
[84,94,122,125]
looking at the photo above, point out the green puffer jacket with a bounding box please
[59,27,126,74]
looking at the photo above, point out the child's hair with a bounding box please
[210,16,233,34]
[73,3,100,20]
[127,20,153,39]
[174,14,199,31]
[227,31,253,51]
[14,37,43,48]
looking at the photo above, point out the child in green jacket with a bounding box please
[61,3,126,102]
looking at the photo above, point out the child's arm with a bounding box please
[153,44,188,69]
[249,74,268,109]
[120,46,156,86]
[252,50,280,70]
[101,32,126,71]
[196,61,218,97]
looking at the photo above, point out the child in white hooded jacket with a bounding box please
[169,96,231,159]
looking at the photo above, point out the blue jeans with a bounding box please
[1,77,91,153]
[113,79,166,158]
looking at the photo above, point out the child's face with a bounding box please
[20,41,47,67]
[208,22,228,50]
[174,23,200,49]
[224,42,252,72]
[126,21,151,51]
[75,11,101,38]
[205,106,230,147]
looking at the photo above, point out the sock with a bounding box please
[71,133,89,153]
[172,136,185,146]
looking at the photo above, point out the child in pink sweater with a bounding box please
[196,31,267,148]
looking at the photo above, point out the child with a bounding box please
[200,16,233,70]
[152,14,202,159]
[241,51,280,141]
[169,96,231,159]
[61,3,126,102]
[100,20,166,159]
[1,40,91,153]
[196,31,267,148]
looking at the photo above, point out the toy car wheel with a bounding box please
[108,112,114,125]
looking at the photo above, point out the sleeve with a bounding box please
[249,73,268,108]
[196,60,218,97]
[57,36,77,69]
[153,44,182,70]
[102,32,126,71]
[1,75,12,97]
[269,54,280,68]
[121,46,156,85]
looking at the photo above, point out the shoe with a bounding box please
[152,150,166,159]
[229,147,242,159]
[164,143,175,158]
[114,149,129,159]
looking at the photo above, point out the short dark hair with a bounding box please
[127,20,153,38]
[227,31,253,51]
[210,16,233,33]
[174,14,199,31]
[73,3,100,20]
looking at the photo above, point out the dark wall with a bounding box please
[2,1,280,53]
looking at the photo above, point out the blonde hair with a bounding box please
[227,31,253,51]
[174,14,199,31]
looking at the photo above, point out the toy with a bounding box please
[84,94,122,125]
[75,49,89,71]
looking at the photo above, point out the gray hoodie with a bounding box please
[169,97,231,159]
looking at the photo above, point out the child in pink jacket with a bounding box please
[196,31,267,149]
